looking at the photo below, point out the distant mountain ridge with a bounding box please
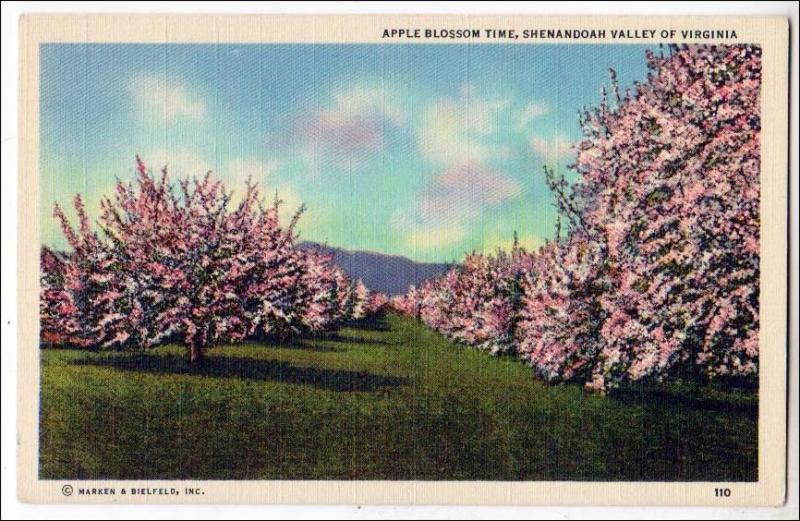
[299,242,452,296]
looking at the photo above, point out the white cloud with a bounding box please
[531,133,574,162]
[325,82,405,126]
[224,157,282,184]
[409,87,526,251]
[418,88,510,165]
[459,84,511,135]
[517,101,549,130]
[139,151,284,188]
[140,148,212,177]
[129,75,206,122]
[419,162,521,222]
[292,82,405,167]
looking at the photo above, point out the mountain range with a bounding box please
[299,242,452,296]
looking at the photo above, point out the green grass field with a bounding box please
[40,312,757,481]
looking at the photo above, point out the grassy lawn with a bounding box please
[40,312,757,481]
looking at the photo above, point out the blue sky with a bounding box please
[41,43,653,262]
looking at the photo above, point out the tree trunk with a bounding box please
[189,341,204,365]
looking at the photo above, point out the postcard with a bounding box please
[17,14,789,505]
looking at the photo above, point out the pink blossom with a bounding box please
[41,157,377,360]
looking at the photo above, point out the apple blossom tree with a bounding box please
[41,157,374,363]
[394,44,761,392]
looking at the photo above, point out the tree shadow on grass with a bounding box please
[72,354,407,392]
[259,333,391,350]
[611,385,758,418]
[344,313,391,332]
[257,337,342,353]
[316,333,393,346]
